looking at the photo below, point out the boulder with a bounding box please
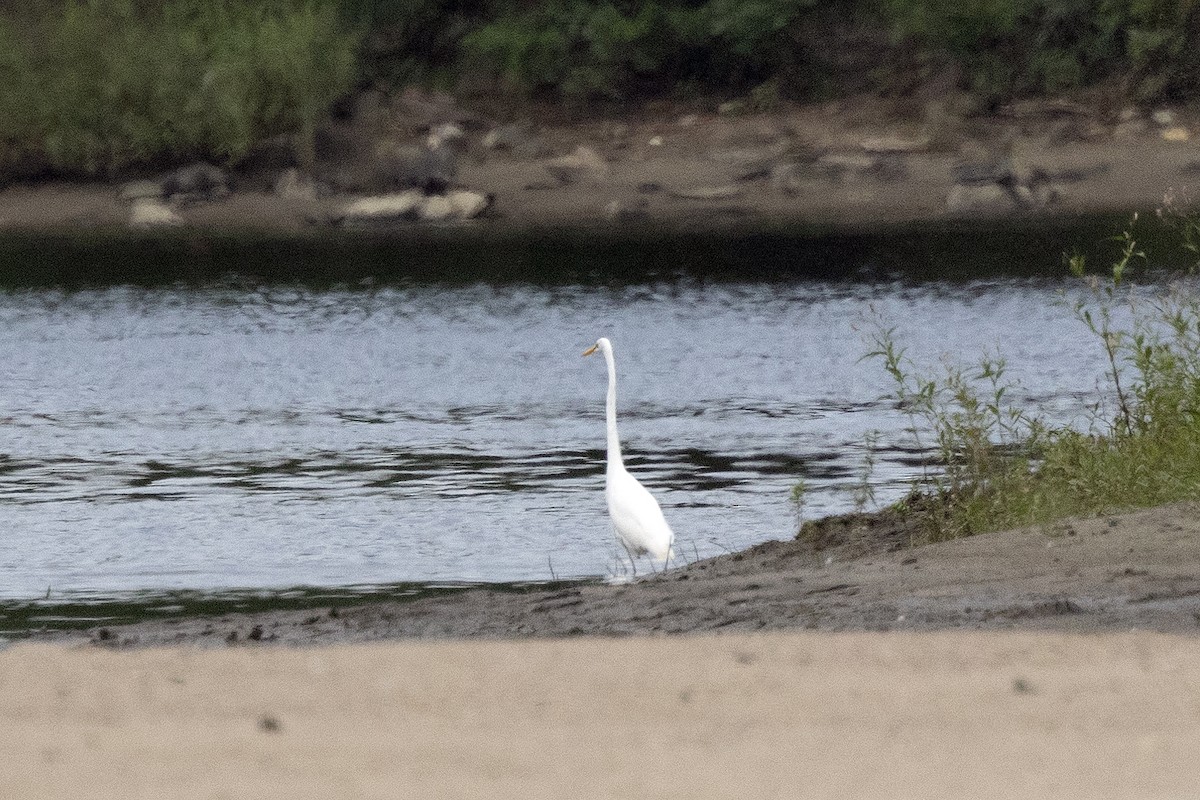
[128,199,184,229]
[339,190,424,225]
[417,194,454,222]
[426,122,466,150]
[337,188,494,226]
[446,190,493,219]
[376,144,457,193]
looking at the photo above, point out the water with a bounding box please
[0,255,1125,603]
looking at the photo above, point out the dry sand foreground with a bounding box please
[3,631,1200,799]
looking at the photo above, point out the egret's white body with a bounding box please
[583,337,674,574]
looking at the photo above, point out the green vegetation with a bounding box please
[0,0,359,176]
[881,0,1200,102]
[839,215,1200,543]
[459,0,824,102]
[4,0,1200,176]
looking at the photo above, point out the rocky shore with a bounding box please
[4,92,1200,236]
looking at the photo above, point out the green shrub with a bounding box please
[1,0,359,175]
[1115,0,1200,99]
[881,0,1200,103]
[460,0,821,101]
[853,216,1200,542]
[880,0,1120,101]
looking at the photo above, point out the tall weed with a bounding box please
[853,217,1200,541]
[1,0,358,175]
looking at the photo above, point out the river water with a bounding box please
[0,225,1139,603]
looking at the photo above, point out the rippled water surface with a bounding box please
[0,264,1127,603]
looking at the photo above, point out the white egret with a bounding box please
[583,337,674,575]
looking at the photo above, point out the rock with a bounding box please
[668,184,744,200]
[946,183,1018,214]
[648,135,664,147]
[677,114,699,127]
[446,190,492,219]
[119,180,163,202]
[162,162,228,203]
[1162,126,1190,142]
[339,190,424,225]
[337,188,493,226]
[377,143,457,193]
[1112,118,1148,140]
[128,199,183,229]
[417,194,454,222]
[543,145,609,185]
[273,168,318,201]
[482,123,542,157]
[1152,109,1176,126]
[717,100,746,116]
[426,122,466,150]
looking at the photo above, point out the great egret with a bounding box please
[583,337,674,575]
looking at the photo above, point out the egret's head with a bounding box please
[582,337,611,357]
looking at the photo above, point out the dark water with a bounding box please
[0,221,1149,608]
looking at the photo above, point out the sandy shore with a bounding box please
[5,630,1200,799]
[44,501,1200,648]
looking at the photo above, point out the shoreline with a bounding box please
[3,103,1200,245]
[19,500,1200,648]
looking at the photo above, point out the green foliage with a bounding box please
[0,0,359,175]
[1113,0,1200,99]
[460,0,818,101]
[856,218,1200,542]
[881,0,1117,101]
[337,0,483,86]
[882,0,1200,102]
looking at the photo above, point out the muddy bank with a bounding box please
[49,501,1200,648]
[4,99,1200,238]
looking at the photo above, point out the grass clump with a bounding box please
[0,0,359,176]
[848,215,1200,543]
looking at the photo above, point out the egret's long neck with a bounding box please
[603,346,622,466]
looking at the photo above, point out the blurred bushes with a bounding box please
[4,0,1200,178]
[459,0,827,101]
[881,0,1200,103]
[354,0,1200,105]
[0,0,359,176]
